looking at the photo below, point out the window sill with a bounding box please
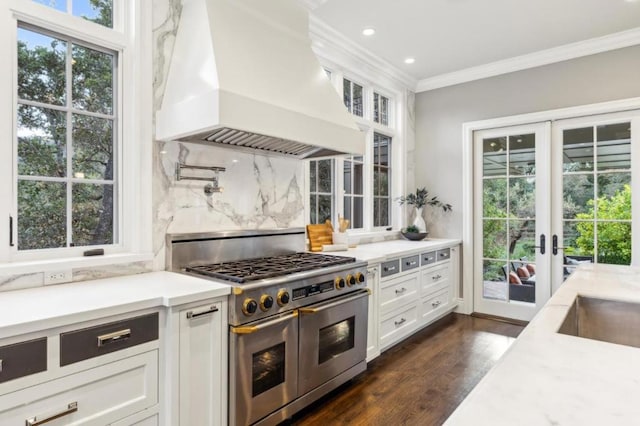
[0,252,154,276]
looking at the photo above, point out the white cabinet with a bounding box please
[0,310,161,426]
[365,266,380,361]
[0,351,158,425]
[165,298,228,426]
[375,244,460,353]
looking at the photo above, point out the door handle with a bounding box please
[534,234,546,255]
[552,235,565,256]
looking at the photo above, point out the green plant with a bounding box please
[397,187,452,212]
[404,225,420,233]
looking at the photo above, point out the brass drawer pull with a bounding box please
[395,287,407,295]
[26,402,78,426]
[186,305,219,319]
[394,318,406,326]
[97,329,131,347]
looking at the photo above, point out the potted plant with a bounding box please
[397,188,452,236]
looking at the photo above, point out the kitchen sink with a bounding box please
[558,296,640,348]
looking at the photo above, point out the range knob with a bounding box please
[356,272,365,284]
[242,299,258,316]
[277,290,290,306]
[346,274,356,286]
[260,295,274,311]
[335,277,346,290]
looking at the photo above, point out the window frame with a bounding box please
[305,68,404,236]
[0,0,152,272]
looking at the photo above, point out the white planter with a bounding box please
[412,207,427,232]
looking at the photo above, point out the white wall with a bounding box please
[415,45,640,239]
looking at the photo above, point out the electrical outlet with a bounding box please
[44,269,73,285]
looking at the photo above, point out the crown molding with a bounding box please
[417,26,640,92]
[309,15,419,91]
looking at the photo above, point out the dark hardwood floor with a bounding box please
[288,313,523,426]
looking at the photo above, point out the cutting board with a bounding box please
[307,223,333,252]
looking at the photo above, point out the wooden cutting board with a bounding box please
[307,223,333,252]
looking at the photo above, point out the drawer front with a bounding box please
[421,264,450,295]
[0,351,158,425]
[379,304,418,349]
[0,337,47,384]
[421,289,450,323]
[401,255,420,272]
[60,312,159,366]
[437,248,451,261]
[380,259,400,278]
[420,251,436,266]
[379,273,419,315]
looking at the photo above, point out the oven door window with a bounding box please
[318,316,355,364]
[252,342,286,397]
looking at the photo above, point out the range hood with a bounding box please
[156,0,365,159]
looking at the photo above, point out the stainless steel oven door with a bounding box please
[298,289,369,395]
[230,311,298,426]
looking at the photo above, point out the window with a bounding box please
[32,0,113,28]
[17,26,116,250]
[373,92,389,126]
[0,0,151,267]
[343,156,364,229]
[343,78,363,117]
[309,159,334,224]
[373,133,391,227]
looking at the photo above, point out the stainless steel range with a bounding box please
[167,228,369,426]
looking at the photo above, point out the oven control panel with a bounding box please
[229,263,368,326]
[292,280,335,301]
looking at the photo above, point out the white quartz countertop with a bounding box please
[445,263,640,425]
[343,238,460,263]
[0,271,231,339]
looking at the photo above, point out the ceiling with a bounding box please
[310,0,640,85]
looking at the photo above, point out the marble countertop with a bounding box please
[342,238,461,263]
[0,271,231,339]
[445,263,640,425]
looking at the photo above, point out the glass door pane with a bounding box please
[474,123,551,321]
[552,113,637,293]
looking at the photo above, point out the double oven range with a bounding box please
[167,228,369,426]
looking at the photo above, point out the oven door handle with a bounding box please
[298,290,370,315]
[230,311,298,334]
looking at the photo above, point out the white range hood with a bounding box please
[156,0,365,159]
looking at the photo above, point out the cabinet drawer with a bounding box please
[60,312,159,366]
[0,350,158,425]
[421,264,450,295]
[379,303,418,349]
[380,259,400,278]
[379,273,419,315]
[401,255,420,272]
[0,337,47,384]
[420,289,450,323]
[437,248,451,261]
[420,251,436,266]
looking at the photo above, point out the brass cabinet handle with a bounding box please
[97,329,131,347]
[26,402,78,426]
[186,305,218,319]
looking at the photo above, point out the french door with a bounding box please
[473,123,551,321]
[473,111,640,321]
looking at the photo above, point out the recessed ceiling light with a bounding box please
[404,57,415,64]
[362,28,375,36]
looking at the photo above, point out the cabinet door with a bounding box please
[366,266,380,362]
[0,351,157,425]
[178,301,226,426]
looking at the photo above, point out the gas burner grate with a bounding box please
[186,252,355,283]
